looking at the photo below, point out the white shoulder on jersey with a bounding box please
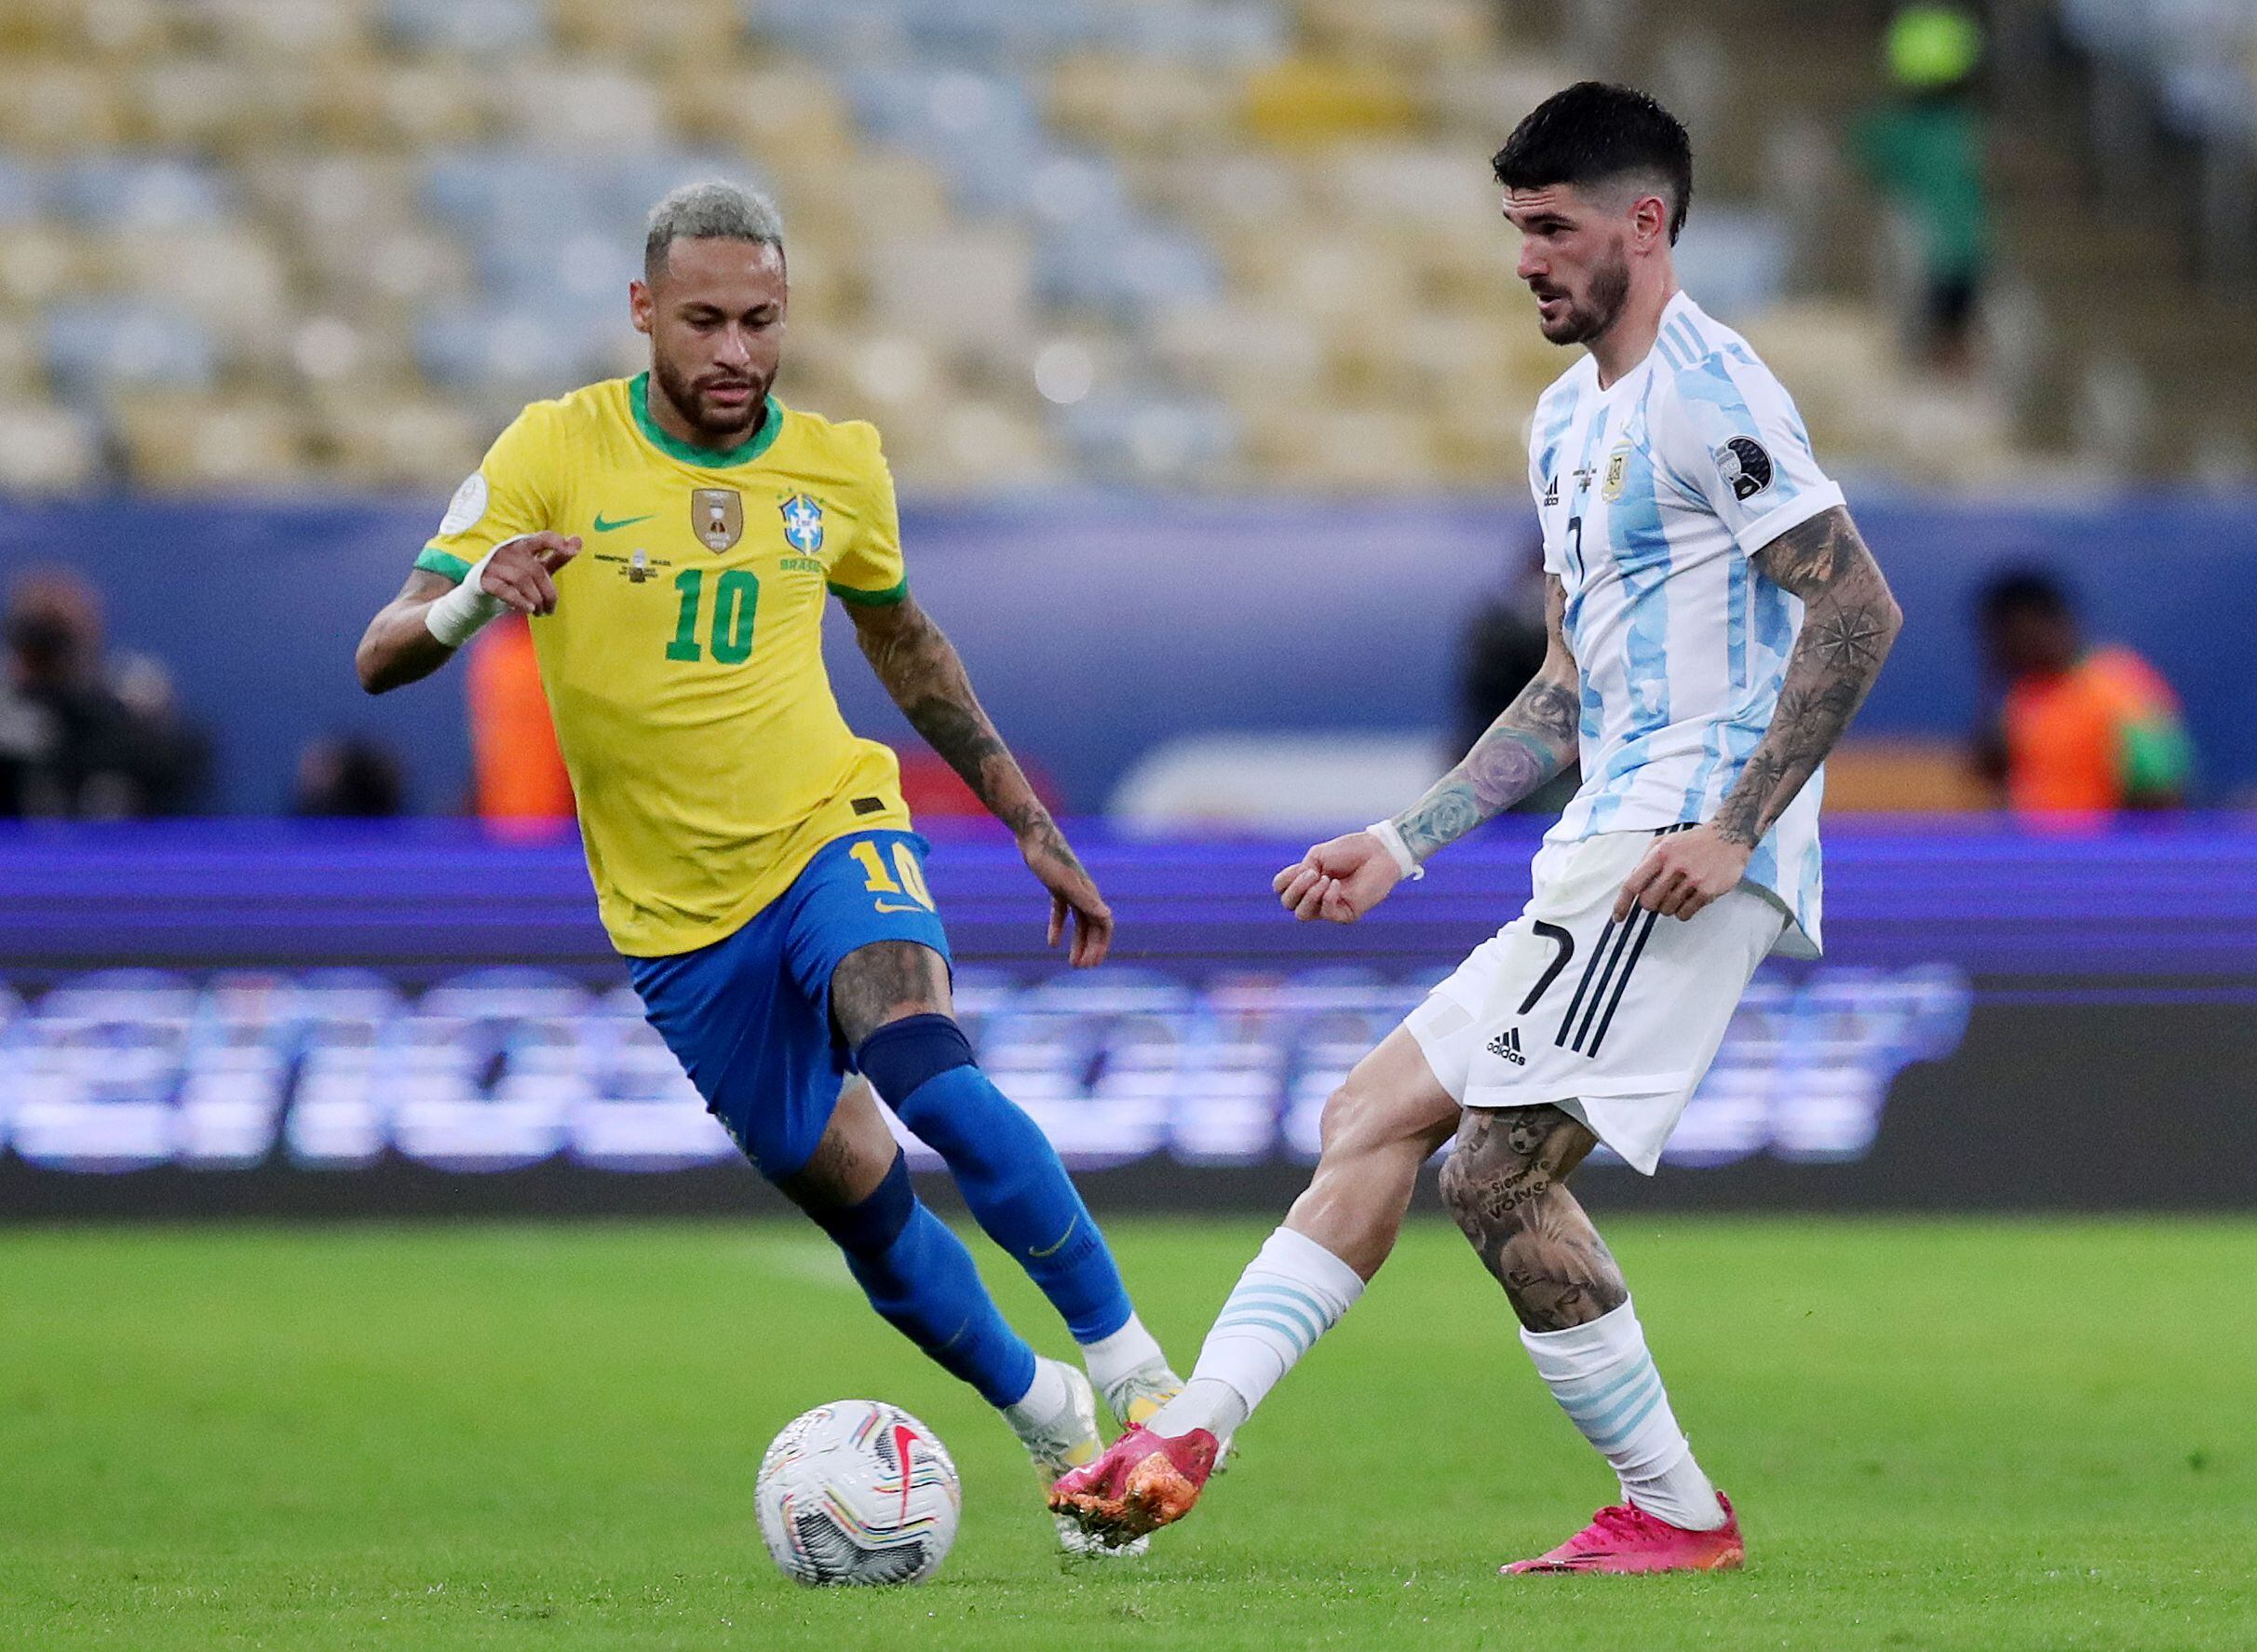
[1524,354,1598,504]
[1642,294,1845,556]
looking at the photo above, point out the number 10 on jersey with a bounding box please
[666,568,758,664]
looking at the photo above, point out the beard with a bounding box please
[651,351,765,442]
[1536,252,1631,346]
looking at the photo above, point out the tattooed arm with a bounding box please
[1274,577,1579,925]
[847,595,1112,967]
[1615,505,1902,923]
[1396,576,1581,862]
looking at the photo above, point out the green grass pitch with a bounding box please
[5,1216,2252,1651]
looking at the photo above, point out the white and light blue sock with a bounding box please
[1520,1297,1725,1531]
[1148,1226,1364,1441]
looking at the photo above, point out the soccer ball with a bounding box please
[755,1401,961,1587]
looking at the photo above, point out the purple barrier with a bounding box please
[1,819,2253,1215]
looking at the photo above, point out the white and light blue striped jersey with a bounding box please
[1526,291,1842,957]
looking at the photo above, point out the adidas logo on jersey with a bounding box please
[1486,1027,1526,1065]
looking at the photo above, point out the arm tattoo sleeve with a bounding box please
[1393,670,1581,863]
[1393,577,1580,864]
[1714,506,1903,848]
[850,598,1078,862]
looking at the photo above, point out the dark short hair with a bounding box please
[1492,82,1694,244]
[1977,567,2075,629]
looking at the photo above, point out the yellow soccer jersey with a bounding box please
[417,373,914,956]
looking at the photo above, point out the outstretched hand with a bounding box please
[1022,823,1113,968]
[1272,831,1403,925]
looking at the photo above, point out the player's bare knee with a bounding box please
[1315,1078,1389,1163]
[1318,1069,1452,1168]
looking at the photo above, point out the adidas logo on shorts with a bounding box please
[1485,1027,1526,1066]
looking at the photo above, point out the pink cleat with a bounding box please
[1503,1493,1745,1575]
[1046,1425,1220,1548]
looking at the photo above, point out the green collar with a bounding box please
[630,372,784,467]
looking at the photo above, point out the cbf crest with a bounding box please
[693,488,743,552]
[779,493,825,554]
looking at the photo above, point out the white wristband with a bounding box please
[424,549,506,648]
[1366,819,1424,881]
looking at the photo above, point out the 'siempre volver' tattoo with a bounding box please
[1714,506,1902,848]
[1394,576,1581,863]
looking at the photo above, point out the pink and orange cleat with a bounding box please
[1046,1424,1220,1548]
[1503,1493,1744,1575]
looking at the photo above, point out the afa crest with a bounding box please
[1602,445,1630,503]
[779,493,825,554]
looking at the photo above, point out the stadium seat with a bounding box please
[1291,0,1498,67]
[1242,57,1422,146]
[380,0,548,58]
[0,399,99,492]
[0,0,2026,490]
[42,303,221,397]
[109,392,308,490]
[105,227,293,348]
[665,64,860,170]
[53,156,233,230]
[864,227,1035,351]
[1056,392,1238,483]
[549,0,740,65]
[133,59,312,157]
[326,61,496,149]
[494,64,668,153]
[0,225,91,310]
[0,64,130,155]
[414,300,607,395]
[1150,301,1325,399]
[317,389,489,488]
[1045,55,1239,154]
[199,0,373,62]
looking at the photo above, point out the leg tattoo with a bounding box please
[830,941,951,1047]
[1438,1105,1628,1333]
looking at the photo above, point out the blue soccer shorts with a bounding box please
[626,829,952,1180]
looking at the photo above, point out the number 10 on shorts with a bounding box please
[850,839,936,912]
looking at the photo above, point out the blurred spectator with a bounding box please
[292,736,407,818]
[1452,534,1579,816]
[1976,569,2193,814]
[1855,5,1990,373]
[465,615,574,826]
[0,568,209,819]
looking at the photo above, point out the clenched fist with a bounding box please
[1272,831,1405,925]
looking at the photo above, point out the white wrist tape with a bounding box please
[424,549,506,648]
[1366,819,1424,881]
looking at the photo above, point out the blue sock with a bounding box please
[810,1154,1036,1410]
[858,1015,1135,1345]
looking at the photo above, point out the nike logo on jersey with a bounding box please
[592,512,656,533]
[1486,1027,1526,1065]
[872,901,928,914]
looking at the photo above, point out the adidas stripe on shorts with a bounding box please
[1404,827,1786,1174]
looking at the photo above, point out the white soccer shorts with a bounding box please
[1405,827,1788,1174]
